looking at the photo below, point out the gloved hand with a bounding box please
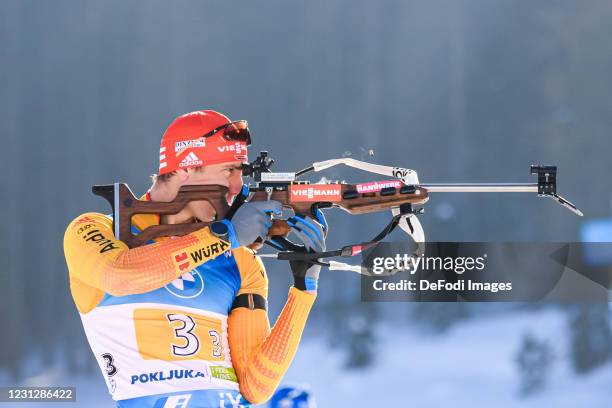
[287,212,327,292]
[217,200,283,248]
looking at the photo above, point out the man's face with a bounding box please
[183,161,244,221]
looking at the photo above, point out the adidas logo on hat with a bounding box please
[179,152,203,168]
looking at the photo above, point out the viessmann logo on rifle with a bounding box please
[289,184,342,202]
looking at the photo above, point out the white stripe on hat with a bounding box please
[160,162,167,169]
[159,154,166,160]
[160,147,166,153]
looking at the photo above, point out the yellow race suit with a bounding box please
[63,199,315,408]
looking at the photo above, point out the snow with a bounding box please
[4,309,610,407]
[282,309,612,407]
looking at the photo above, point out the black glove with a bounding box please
[287,214,327,291]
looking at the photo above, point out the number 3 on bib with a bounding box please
[167,314,200,356]
[166,314,223,359]
[133,308,225,361]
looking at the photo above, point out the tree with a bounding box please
[568,303,611,374]
[515,332,555,397]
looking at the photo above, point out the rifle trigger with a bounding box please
[270,209,295,220]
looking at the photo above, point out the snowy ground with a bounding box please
[4,308,611,407]
[283,308,612,407]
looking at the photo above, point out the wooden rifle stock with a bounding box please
[93,182,429,249]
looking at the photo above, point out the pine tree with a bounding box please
[515,332,554,397]
[344,303,378,370]
[568,304,611,374]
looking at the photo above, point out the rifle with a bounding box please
[93,151,582,271]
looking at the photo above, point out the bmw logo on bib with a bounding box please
[165,269,204,299]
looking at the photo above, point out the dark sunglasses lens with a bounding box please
[223,121,251,145]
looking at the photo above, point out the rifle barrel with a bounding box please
[421,183,538,193]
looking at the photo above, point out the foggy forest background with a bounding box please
[1,0,610,403]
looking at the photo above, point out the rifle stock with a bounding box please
[92,182,429,249]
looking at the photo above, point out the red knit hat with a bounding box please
[158,110,249,175]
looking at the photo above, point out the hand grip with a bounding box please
[246,220,291,251]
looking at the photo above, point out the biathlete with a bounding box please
[63,110,326,408]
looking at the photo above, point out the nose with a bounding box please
[227,174,244,198]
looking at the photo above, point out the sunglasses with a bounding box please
[201,120,251,145]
